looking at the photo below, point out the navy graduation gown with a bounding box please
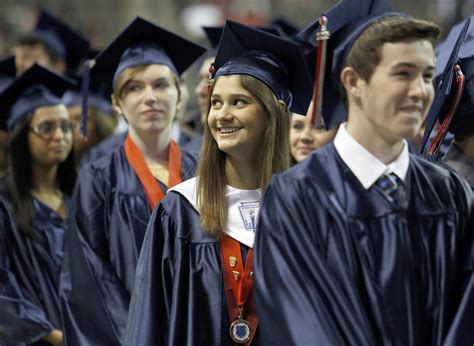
[79,131,127,167]
[254,143,473,346]
[0,194,68,345]
[60,145,197,346]
[124,192,262,346]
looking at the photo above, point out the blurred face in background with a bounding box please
[289,102,337,162]
[12,43,65,76]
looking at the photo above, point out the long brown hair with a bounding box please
[197,75,290,237]
[1,115,76,237]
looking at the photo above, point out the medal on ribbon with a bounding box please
[230,308,252,344]
[220,235,258,345]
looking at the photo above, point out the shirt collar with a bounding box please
[334,123,410,190]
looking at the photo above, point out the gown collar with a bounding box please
[169,178,261,247]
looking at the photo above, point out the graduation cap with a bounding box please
[203,26,224,49]
[211,20,313,115]
[89,17,206,89]
[0,56,16,92]
[272,18,300,37]
[203,24,285,51]
[419,17,472,155]
[295,0,396,128]
[32,9,90,74]
[0,64,75,131]
[63,44,111,115]
[80,16,206,137]
[62,77,112,115]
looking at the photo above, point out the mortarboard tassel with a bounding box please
[311,16,330,128]
[80,59,96,140]
[204,64,215,116]
[428,64,465,156]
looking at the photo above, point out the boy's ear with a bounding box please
[340,66,362,98]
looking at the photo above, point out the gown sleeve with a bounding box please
[60,164,130,346]
[0,198,53,345]
[253,174,376,345]
[443,173,474,345]
[124,201,176,346]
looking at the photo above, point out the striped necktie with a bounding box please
[374,172,407,209]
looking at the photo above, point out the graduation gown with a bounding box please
[124,180,263,346]
[60,144,197,346]
[79,131,127,167]
[0,194,69,345]
[254,143,473,346]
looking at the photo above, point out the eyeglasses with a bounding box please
[29,120,75,139]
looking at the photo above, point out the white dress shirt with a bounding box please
[333,123,409,190]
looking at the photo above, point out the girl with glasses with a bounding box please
[0,64,76,346]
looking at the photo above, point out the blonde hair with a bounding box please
[196,75,290,237]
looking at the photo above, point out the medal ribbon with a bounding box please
[124,133,182,211]
[220,234,258,345]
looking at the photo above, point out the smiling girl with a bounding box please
[124,21,313,346]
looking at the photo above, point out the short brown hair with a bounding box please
[197,75,290,237]
[345,16,440,83]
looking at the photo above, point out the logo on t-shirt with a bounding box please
[238,201,260,232]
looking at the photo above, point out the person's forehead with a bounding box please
[67,105,82,116]
[14,43,49,54]
[31,104,69,122]
[130,64,175,81]
[213,75,248,94]
[377,40,435,67]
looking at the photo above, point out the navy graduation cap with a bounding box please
[89,17,206,89]
[33,9,90,74]
[81,16,206,137]
[62,77,112,115]
[203,26,224,49]
[272,18,300,37]
[295,0,396,129]
[203,24,285,50]
[0,64,75,131]
[211,20,313,115]
[420,17,472,155]
[0,56,16,92]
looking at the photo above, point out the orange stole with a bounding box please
[220,234,258,345]
[124,134,182,211]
